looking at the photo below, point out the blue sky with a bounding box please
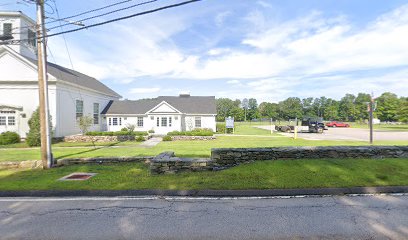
[2,0,408,102]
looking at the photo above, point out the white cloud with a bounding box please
[129,87,160,94]
[227,80,240,84]
[215,11,232,27]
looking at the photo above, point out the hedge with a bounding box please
[85,131,148,136]
[167,128,214,136]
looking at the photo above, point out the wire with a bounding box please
[6,0,202,43]
[47,0,158,31]
[45,0,135,25]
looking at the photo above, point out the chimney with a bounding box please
[179,91,190,97]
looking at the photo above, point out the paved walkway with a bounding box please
[139,137,162,148]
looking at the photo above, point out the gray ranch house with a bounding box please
[101,94,217,134]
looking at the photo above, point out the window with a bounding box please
[76,100,83,120]
[195,117,201,128]
[150,116,154,120]
[112,118,118,126]
[93,103,99,124]
[3,23,12,37]
[137,117,143,127]
[7,116,15,126]
[0,116,5,126]
[169,117,172,127]
[157,117,160,127]
[119,117,122,126]
[0,111,15,114]
[27,29,36,47]
[109,118,112,126]
[161,117,167,127]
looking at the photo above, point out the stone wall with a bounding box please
[0,160,43,169]
[211,146,408,167]
[150,152,213,174]
[170,136,216,141]
[63,135,151,143]
[57,156,152,166]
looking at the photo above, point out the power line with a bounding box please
[47,0,158,31]
[6,0,202,43]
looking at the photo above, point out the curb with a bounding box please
[0,186,407,198]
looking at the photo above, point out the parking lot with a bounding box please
[256,126,408,141]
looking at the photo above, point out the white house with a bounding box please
[101,94,217,134]
[0,11,121,138]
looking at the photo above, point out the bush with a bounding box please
[135,135,145,142]
[216,123,226,133]
[0,131,21,145]
[148,129,155,133]
[167,129,214,136]
[85,131,148,136]
[162,135,172,141]
[121,127,128,132]
[26,107,52,147]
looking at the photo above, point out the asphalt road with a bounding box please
[1,194,407,239]
[257,125,408,141]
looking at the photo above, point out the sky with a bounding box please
[2,0,408,102]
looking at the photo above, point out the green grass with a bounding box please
[0,136,407,162]
[1,158,407,191]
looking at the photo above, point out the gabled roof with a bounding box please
[23,57,122,98]
[0,46,121,98]
[102,96,216,115]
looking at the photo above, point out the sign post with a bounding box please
[226,116,234,134]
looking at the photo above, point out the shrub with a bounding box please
[167,129,214,136]
[121,127,128,132]
[85,131,148,136]
[216,123,226,133]
[26,107,53,147]
[77,116,93,134]
[136,135,145,142]
[148,129,155,133]
[0,131,21,145]
[162,135,172,141]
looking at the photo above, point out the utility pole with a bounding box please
[36,0,53,169]
[368,93,374,145]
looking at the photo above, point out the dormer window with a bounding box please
[3,23,12,37]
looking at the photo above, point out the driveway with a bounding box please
[256,125,408,141]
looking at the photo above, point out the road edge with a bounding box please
[0,186,407,198]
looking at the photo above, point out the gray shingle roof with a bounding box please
[102,96,216,115]
[23,57,121,98]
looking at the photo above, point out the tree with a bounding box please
[77,116,93,134]
[259,102,279,119]
[339,94,357,121]
[324,98,339,120]
[26,107,53,147]
[376,92,400,122]
[354,93,371,121]
[397,97,408,123]
[216,98,236,122]
[241,98,249,121]
[302,97,315,117]
[230,106,245,121]
[247,98,259,120]
[279,97,303,120]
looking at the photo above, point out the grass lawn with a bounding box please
[1,158,407,191]
[0,136,407,162]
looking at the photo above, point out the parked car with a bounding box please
[326,121,350,128]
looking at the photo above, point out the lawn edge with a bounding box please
[1,186,407,198]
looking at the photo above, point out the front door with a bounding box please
[155,116,174,134]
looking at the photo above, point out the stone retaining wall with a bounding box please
[56,156,152,166]
[150,151,212,174]
[0,160,43,169]
[63,135,151,143]
[170,136,216,141]
[211,146,408,167]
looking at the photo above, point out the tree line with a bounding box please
[216,92,408,123]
